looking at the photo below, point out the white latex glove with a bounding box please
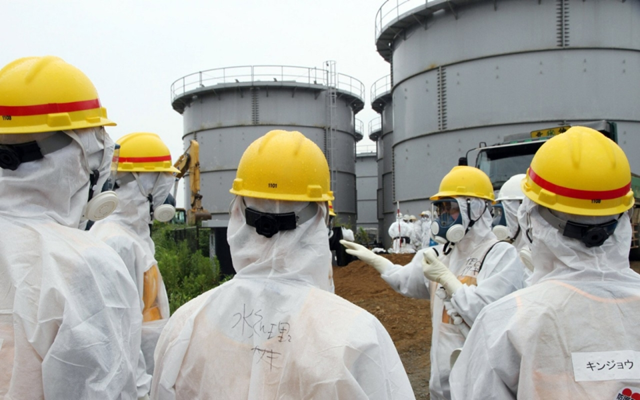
[422,248,463,296]
[138,395,150,400]
[341,240,393,274]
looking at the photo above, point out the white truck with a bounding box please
[461,120,640,259]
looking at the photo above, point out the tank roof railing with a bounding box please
[371,75,392,102]
[369,117,382,135]
[171,65,365,104]
[355,118,364,136]
[356,143,377,154]
[375,0,429,42]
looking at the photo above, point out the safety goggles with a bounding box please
[431,199,462,229]
[491,203,506,227]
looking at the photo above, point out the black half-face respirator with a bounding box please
[0,132,73,171]
[538,206,619,248]
[243,200,318,238]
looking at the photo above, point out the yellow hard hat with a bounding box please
[522,126,634,216]
[328,201,336,217]
[116,132,180,173]
[430,166,495,202]
[0,56,115,134]
[230,130,334,202]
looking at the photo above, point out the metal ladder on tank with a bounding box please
[325,60,338,194]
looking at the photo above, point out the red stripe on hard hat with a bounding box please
[119,155,172,163]
[529,168,630,200]
[0,99,101,116]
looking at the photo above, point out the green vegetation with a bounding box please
[152,222,229,314]
[354,227,371,246]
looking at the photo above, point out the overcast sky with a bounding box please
[3,0,391,207]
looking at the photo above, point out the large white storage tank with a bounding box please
[171,64,365,228]
[375,0,640,220]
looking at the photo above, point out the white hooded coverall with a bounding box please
[388,219,415,254]
[378,198,526,399]
[0,128,142,399]
[150,197,415,400]
[91,172,173,397]
[450,198,640,399]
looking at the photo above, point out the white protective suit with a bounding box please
[0,128,141,399]
[410,220,423,251]
[502,199,528,253]
[388,219,415,254]
[151,197,415,400]
[420,215,433,249]
[379,198,526,400]
[450,197,640,399]
[91,172,174,396]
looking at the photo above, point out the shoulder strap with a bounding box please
[478,240,508,273]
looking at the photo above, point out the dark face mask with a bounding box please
[538,206,619,248]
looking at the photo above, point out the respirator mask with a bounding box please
[84,142,120,221]
[430,199,465,244]
[538,206,619,248]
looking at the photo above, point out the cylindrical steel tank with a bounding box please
[375,0,640,218]
[171,65,365,226]
[370,75,394,249]
[356,147,378,240]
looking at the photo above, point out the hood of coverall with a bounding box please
[0,127,114,228]
[92,171,173,253]
[517,196,631,285]
[502,199,529,252]
[227,196,333,291]
[448,196,496,255]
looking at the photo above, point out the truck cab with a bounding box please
[468,120,640,258]
[474,121,617,193]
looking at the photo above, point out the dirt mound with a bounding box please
[333,254,431,399]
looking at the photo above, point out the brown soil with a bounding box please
[335,258,640,400]
[333,254,431,400]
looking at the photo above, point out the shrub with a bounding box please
[153,223,228,314]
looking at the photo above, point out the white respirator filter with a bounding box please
[492,225,510,241]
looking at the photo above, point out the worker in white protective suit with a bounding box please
[151,130,415,400]
[342,165,526,400]
[408,215,423,251]
[388,213,414,254]
[419,210,436,249]
[0,56,141,399]
[91,132,178,398]
[492,173,527,251]
[450,127,640,399]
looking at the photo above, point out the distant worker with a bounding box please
[419,210,436,248]
[388,212,414,253]
[91,132,178,398]
[0,56,140,398]
[491,173,527,251]
[450,127,640,399]
[408,215,422,251]
[342,165,526,400]
[151,130,415,399]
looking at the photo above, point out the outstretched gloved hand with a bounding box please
[422,248,463,296]
[340,240,393,274]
